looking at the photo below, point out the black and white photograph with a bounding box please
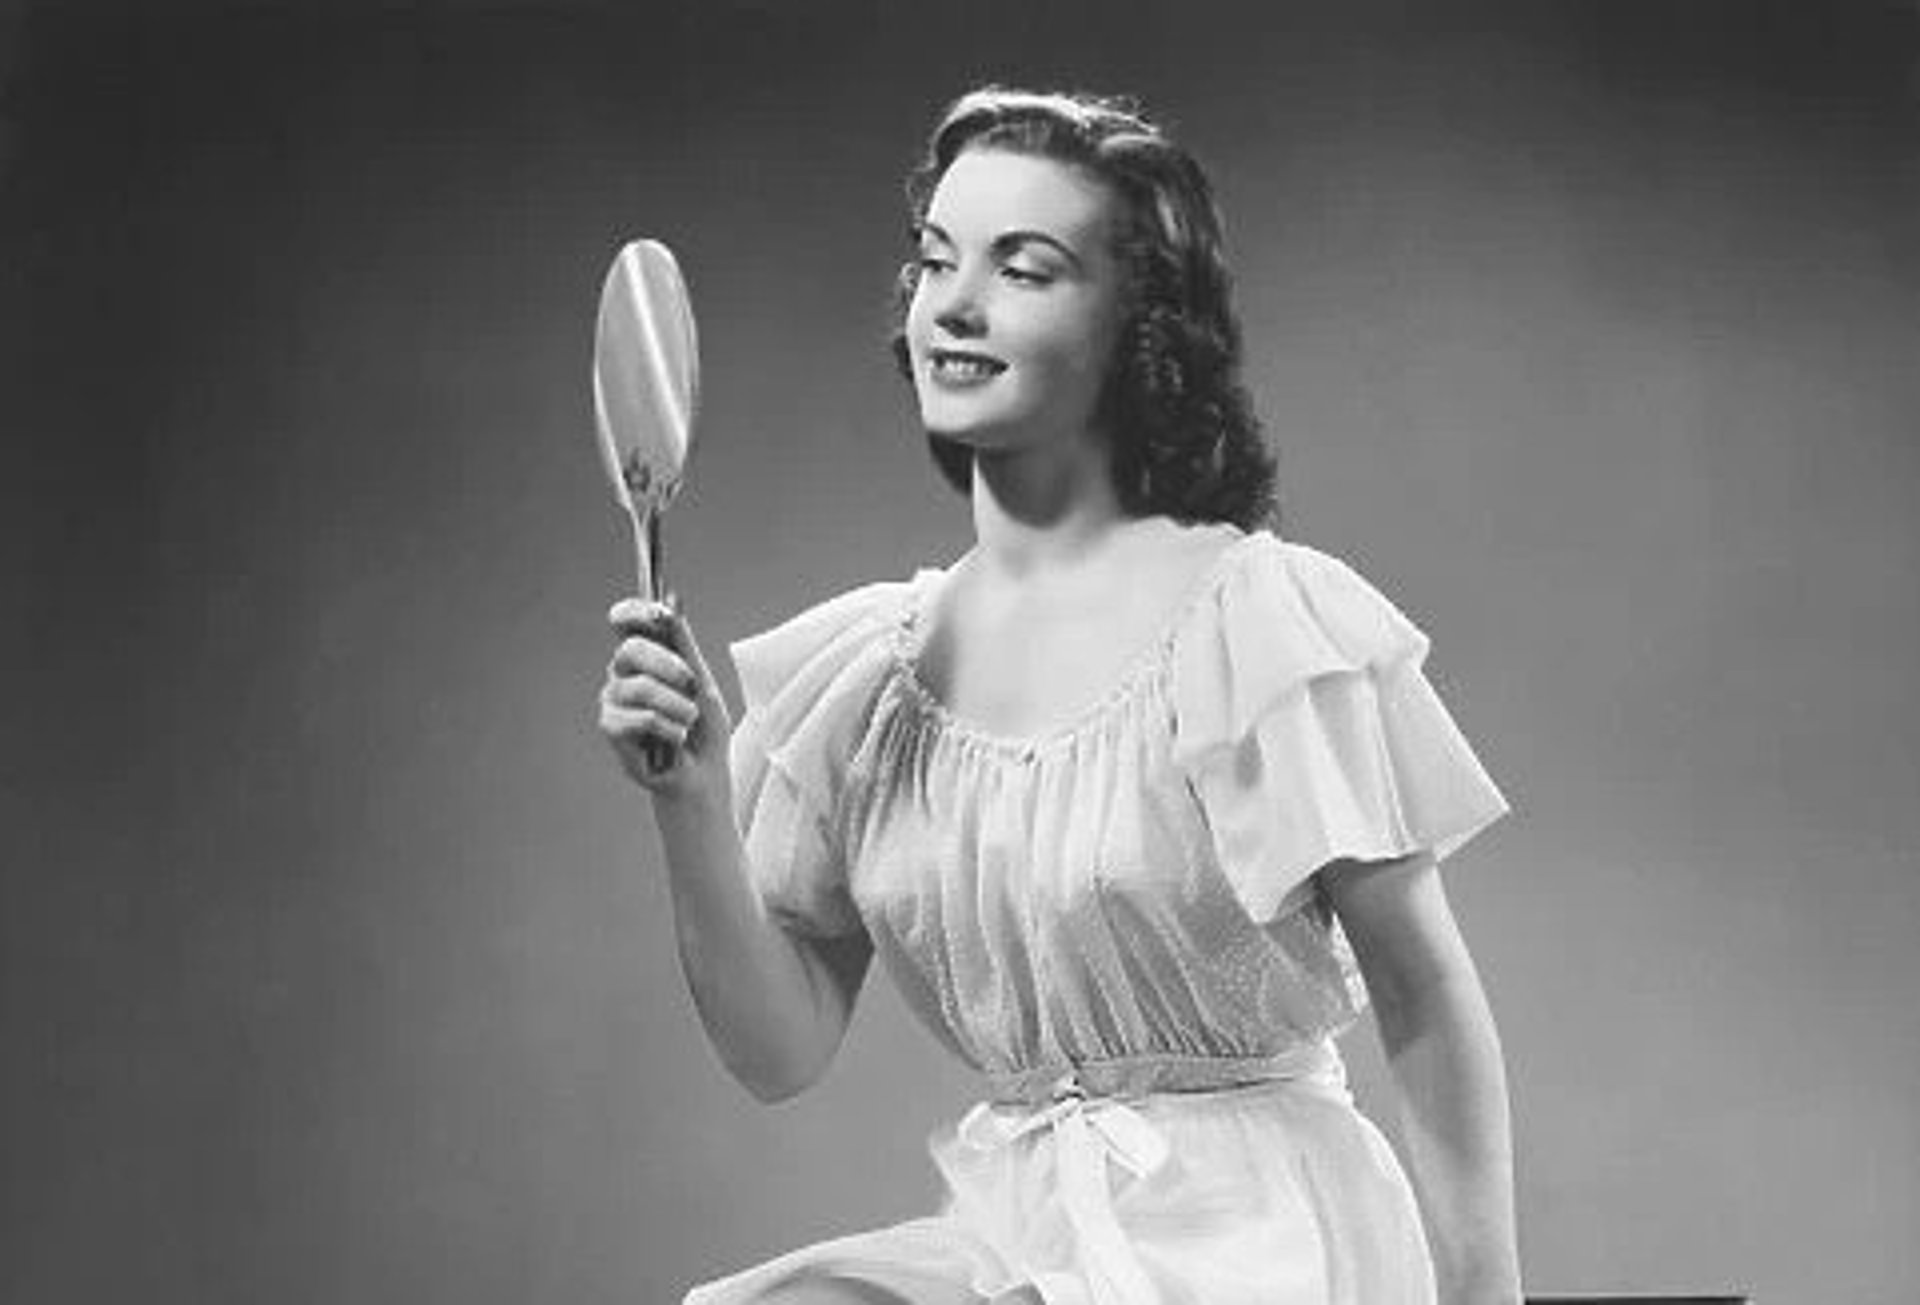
[4,4,1916,1304]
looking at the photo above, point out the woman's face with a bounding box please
[905,147,1127,456]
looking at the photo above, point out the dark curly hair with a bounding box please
[889,86,1280,531]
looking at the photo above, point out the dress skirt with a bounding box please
[683,1068,1435,1305]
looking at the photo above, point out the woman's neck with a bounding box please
[964,436,1138,580]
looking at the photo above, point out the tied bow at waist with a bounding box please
[954,1045,1345,1305]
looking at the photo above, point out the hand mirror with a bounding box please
[592,239,700,769]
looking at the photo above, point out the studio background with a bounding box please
[4,3,1917,1303]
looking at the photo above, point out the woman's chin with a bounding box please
[920,413,990,445]
[921,403,1022,443]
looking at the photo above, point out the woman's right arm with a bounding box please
[599,599,872,1103]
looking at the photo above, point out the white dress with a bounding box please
[684,528,1510,1305]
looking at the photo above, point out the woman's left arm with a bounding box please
[1323,850,1522,1305]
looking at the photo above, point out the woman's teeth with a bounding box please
[934,355,1002,381]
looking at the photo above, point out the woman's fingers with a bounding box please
[602,667,700,725]
[610,634,698,689]
[598,700,690,749]
[608,596,676,638]
[608,601,700,679]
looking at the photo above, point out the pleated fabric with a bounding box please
[690,528,1508,1305]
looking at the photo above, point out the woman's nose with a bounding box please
[930,267,987,337]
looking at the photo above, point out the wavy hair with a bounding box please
[889,86,1280,531]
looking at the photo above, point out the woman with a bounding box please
[600,87,1522,1305]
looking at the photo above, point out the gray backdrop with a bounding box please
[5,3,1917,1303]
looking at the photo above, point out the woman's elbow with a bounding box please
[717,1040,830,1104]
[742,1071,813,1105]
[714,930,868,1104]
[720,1012,848,1103]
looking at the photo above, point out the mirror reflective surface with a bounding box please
[592,238,699,600]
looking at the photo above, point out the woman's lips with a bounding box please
[928,348,1007,386]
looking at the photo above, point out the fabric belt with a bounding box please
[955,1044,1345,1305]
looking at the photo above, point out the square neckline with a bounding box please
[889,525,1260,758]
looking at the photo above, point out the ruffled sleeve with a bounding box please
[727,581,907,938]
[1169,536,1509,923]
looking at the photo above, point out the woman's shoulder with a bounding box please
[727,566,935,716]
[1199,529,1429,665]
[1227,529,1393,596]
[1167,530,1433,755]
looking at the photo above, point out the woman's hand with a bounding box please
[599,598,734,804]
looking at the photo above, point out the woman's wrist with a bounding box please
[648,768,733,828]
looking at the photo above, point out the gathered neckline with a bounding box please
[890,527,1263,759]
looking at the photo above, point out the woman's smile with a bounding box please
[928,347,1008,386]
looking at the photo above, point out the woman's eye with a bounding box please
[1001,265,1052,286]
[916,254,953,274]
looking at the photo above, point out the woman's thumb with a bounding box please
[666,604,721,704]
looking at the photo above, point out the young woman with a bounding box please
[600,87,1521,1305]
